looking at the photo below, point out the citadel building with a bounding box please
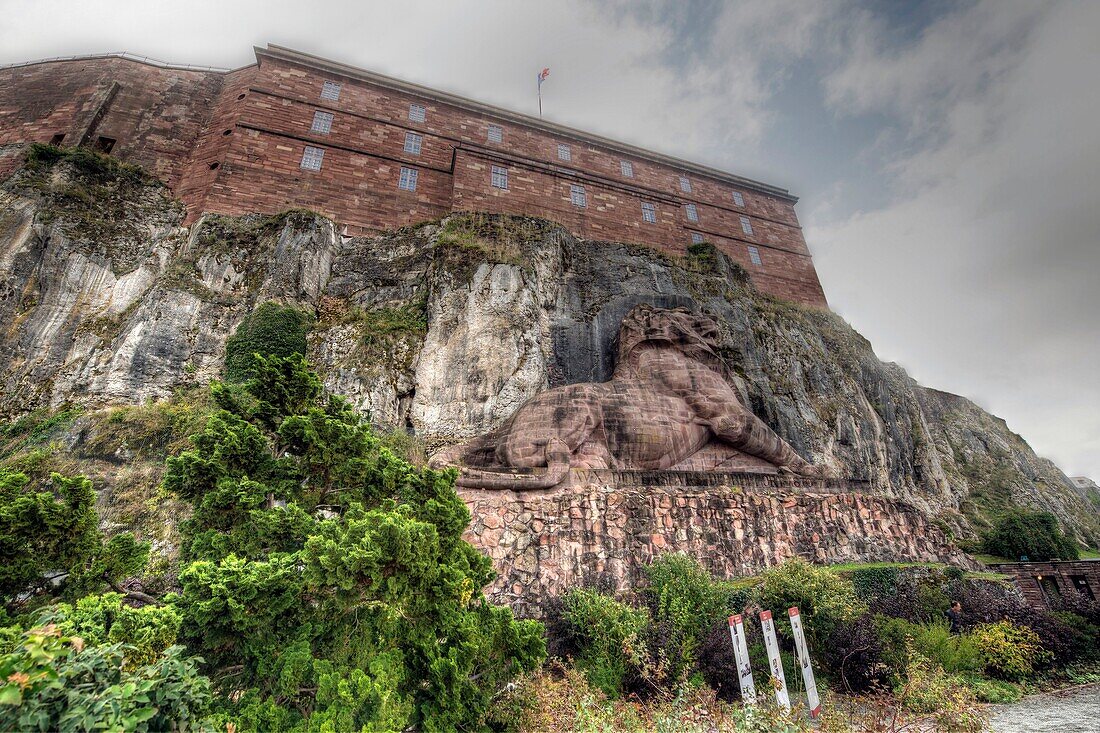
[0,44,827,307]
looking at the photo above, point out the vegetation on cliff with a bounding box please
[2,345,544,730]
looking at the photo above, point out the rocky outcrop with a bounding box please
[1,155,1096,548]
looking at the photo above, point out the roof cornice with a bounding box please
[255,44,798,203]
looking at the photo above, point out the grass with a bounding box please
[828,560,1011,583]
[973,553,1013,565]
[1079,548,1100,560]
[828,561,941,572]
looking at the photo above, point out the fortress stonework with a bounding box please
[0,46,827,307]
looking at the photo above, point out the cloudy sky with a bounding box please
[2,0,1097,478]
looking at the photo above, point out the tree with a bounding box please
[165,354,545,730]
[982,509,1079,561]
[0,468,148,613]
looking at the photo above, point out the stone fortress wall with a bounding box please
[0,45,827,307]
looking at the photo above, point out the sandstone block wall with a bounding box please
[987,560,1100,610]
[0,47,829,308]
[461,473,975,617]
[0,57,223,188]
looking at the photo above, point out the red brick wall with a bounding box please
[0,57,223,189]
[0,51,829,308]
[175,66,258,220]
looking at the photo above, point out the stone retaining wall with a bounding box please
[987,560,1100,610]
[461,474,975,617]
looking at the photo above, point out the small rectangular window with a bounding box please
[641,202,656,223]
[748,245,762,266]
[404,131,422,155]
[320,81,341,101]
[679,176,692,193]
[620,160,634,177]
[409,104,426,123]
[690,231,704,244]
[94,136,116,153]
[491,165,508,189]
[732,191,745,207]
[311,110,334,134]
[398,166,418,191]
[685,203,699,222]
[570,184,587,208]
[50,133,65,145]
[557,143,571,162]
[300,145,325,171]
[487,124,503,143]
[740,216,754,235]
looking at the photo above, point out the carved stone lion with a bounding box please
[431,304,825,489]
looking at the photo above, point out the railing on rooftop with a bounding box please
[0,51,229,73]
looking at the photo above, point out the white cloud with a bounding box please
[810,0,1100,477]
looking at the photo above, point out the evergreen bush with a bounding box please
[223,302,313,383]
[164,353,544,729]
[982,509,1079,561]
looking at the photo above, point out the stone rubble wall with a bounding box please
[461,474,978,617]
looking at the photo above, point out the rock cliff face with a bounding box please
[1,152,1096,547]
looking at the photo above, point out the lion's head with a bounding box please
[614,304,725,374]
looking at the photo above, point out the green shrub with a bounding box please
[643,554,739,681]
[959,674,1023,704]
[0,467,147,610]
[165,354,545,728]
[847,565,900,601]
[0,623,210,731]
[897,648,987,731]
[224,301,314,383]
[52,593,181,668]
[971,620,1050,681]
[982,509,1079,561]
[757,559,863,645]
[875,617,982,677]
[559,588,648,697]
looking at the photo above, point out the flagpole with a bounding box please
[538,89,542,118]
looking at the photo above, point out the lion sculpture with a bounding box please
[431,304,826,489]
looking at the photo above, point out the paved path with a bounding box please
[988,683,1100,732]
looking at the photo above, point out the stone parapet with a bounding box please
[461,474,975,617]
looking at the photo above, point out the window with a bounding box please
[620,160,634,177]
[557,143,571,162]
[491,165,508,189]
[320,80,341,101]
[487,124,503,143]
[398,166,418,191]
[50,133,65,145]
[300,145,325,171]
[679,176,692,193]
[408,103,426,123]
[404,131,422,155]
[570,184,587,207]
[311,110,334,134]
[748,245,762,266]
[685,203,698,222]
[740,216,754,235]
[732,191,745,207]
[641,202,656,223]
[690,231,704,244]
[94,136,115,153]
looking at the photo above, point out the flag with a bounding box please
[537,67,550,88]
